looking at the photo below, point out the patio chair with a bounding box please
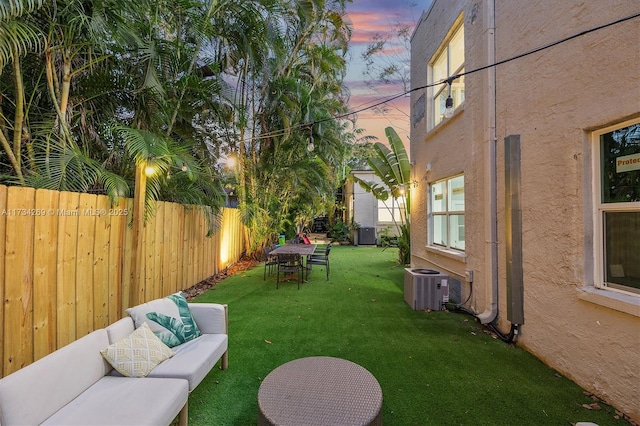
[276,253,303,289]
[307,244,331,280]
[311,241,332,255]
[263,246,278,280]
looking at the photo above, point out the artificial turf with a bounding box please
[189,245,630,425]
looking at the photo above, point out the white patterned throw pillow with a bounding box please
[101,322,175,377]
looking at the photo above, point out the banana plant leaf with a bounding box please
[350,126,411,209]
[348,126,412,265]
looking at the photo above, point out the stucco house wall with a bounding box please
[410,0,639,420]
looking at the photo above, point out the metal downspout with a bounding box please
[477,0,498,324]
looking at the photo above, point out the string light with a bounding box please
[444,79,454,119]
[132,10,638,184]
[144,164,156,176]
[144,161,156,177]
[226,155,237,169]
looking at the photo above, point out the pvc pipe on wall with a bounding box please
[477,0,499,324]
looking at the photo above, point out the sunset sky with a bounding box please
[343,0,431,146]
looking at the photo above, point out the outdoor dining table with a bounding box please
[269,243,317,256]
[269,244,317,281]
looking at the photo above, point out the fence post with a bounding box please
[130,161,147,307]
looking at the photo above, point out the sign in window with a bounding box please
[597,122,640,294]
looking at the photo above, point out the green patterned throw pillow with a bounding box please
[126,292,202,348]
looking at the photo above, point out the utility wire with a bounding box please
[243,10,640,142]
[328,9,640,123]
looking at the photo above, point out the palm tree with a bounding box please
[1,0,233,214]
[1,0,353,243]
[1,0,132,195]
[0,0,45,184]
[217,0,353,257]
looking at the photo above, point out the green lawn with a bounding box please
[189,245,629,425]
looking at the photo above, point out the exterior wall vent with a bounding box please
[404,268,449,311]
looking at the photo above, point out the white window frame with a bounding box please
[430,20,465,128]
[592,118,640,296]
[429,175,465,251]
[377,197,406,224]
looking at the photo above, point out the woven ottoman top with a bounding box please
[258,356,383,426]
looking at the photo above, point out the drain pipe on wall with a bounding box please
[476,0,499,326]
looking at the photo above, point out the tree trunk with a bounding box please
[0,48,26,185]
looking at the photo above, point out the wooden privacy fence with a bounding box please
[0,185,246,377]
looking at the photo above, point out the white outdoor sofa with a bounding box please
[0,300,228,426]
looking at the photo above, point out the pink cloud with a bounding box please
[341,0,428,146]
[347,10,414,45]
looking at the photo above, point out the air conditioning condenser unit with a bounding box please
[404,268,449,311]
[358,227,376,245]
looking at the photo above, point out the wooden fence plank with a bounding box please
[130,166,147,307]
[204,215,212,281]
[187,208,195,286]
[136,213,147,305]
[153,203,164,299]
[76,193,96,337]
[228,209,234,265]
[161,202,172,295]
[181,208,188,290]
[179,206,187,290]
[202,210,210,281]
[3,186,35,374]
[108,198,127,320]
[121,199,134,312]
[92,196,111,329]
[198,212,204,282]
[212,211,220,275]
[144,206,156,303]
[56,191,80,347]
[219,209,229,270]
[33,189,59,361]
[197,209,203,281]
[169,203,180,294]
[192,209,199,283]
[236,210,243,261]
[0,185,7,375]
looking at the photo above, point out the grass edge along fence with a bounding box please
[0,184,246,377]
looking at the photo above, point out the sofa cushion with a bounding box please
[0,330,111,425]
[41,376,188,426]
[101,323,175,377]
[105,316,136,343]
[147,333,228,391]
[188,303,228,334]
[126,292,202,347]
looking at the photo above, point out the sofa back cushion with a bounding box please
[188,303,228,334]
[105,316,136,343]
[0,329,111,425]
